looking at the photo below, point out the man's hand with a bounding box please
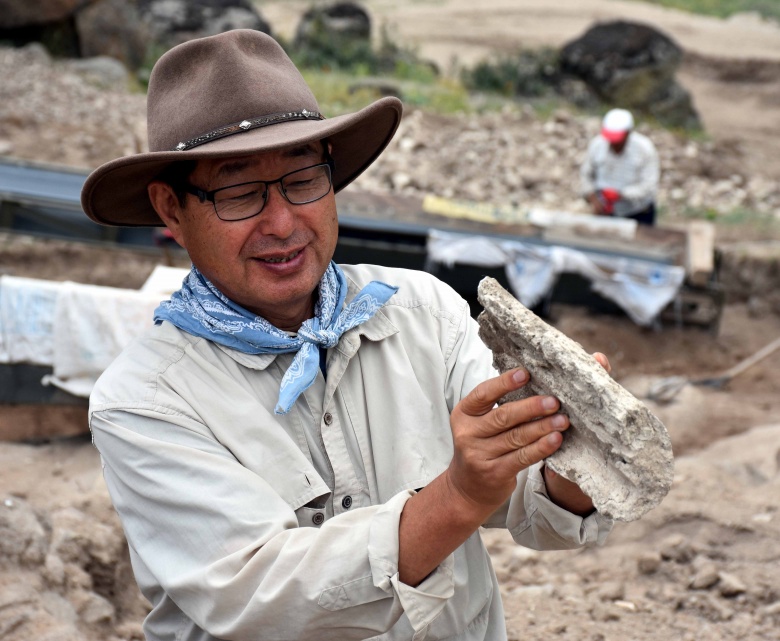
[445,368,569,513]
[398,353,612,586]
[587,192,607,215]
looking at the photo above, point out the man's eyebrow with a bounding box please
[280,143,322,159]
[214,144,322,180]
[215,159,253,180]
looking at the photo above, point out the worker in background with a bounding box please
[581,108,660,225]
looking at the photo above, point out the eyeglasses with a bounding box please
[183,160,334,222]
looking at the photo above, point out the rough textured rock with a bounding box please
[137,0,272,49]
[75,0,150,70]
[294,2,372,49]
[560,20,699,129]
[476,277,674,521]
[0,0,94,29]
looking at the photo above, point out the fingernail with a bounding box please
[512,369,529,384]
[551,414,567,429]
[542,396,558,410]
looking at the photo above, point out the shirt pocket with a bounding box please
[295,504,329,529]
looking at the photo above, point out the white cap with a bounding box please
[601,109,634,143]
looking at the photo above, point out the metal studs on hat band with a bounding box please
[174,109,325,152]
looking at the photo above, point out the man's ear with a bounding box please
[148,181,187,249]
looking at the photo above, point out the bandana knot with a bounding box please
[154,262,397,414]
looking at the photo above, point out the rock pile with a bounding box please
[484,423,780,641]
[358,106,780,221]
[1,42,780,222]
[0,489,149,641]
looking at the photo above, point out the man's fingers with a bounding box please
[495,412,569,455]
[458,368,529,417]
[593,352,612,374]
[493,430,564,477]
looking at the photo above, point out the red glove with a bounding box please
[601,188,620,203]
[598,188,621,214]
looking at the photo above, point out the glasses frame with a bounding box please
[183,157,335,222]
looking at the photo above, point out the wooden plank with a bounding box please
[685,220,716,286]
[0,405,89,442]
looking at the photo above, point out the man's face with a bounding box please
[156,142,338,330]
[609,132,629,154]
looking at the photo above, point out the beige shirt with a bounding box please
[90,264,612,641]
[580,131,660,217]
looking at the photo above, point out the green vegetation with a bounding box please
[460,49,561,98]
[674,206,780,234]
[301,69,471,117]
[635,0,780,22]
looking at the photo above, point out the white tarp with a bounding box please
[41,282,164,397]
[1,274,167,398]
[0,276,60,365]
[139,264,189,296]
[426,230,685,326]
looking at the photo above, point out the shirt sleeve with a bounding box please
[484,462,613,548]
[91,408,454,641]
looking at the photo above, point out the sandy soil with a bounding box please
[2,3,780,640]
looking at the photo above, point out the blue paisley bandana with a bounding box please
[154,262,397,414]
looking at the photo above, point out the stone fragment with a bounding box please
[659,534,695,563]
[477,277,674,521]
[718,572,747,597]
[597,581,625,601]
[637,551,662,575]
[689,563,719,590]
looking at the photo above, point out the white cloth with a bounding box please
[42,282,164,397]
[139,265,189,296]
[426,230,684,326]
[0,275,60,365]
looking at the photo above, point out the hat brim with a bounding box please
[601,127,629,144]
[81,96,403,226]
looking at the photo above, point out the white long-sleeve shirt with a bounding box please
[580,131,660,217]
[90,264,613,641]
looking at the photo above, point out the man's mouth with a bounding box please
[260,249,301,264]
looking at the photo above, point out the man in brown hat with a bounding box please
[83,29,612,641]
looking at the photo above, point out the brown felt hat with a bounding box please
[81,29,403,226]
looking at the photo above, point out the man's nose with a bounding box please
[253,184,296,237]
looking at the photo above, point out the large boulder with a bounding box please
[560,20,700,129]
[0,0,95,29]
[75,0,150,70]
[1,0,272,71]
[294,2,372,49]
[137,0,272,49]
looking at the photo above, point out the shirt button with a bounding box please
[323,412,333,425]
[342,495,353,509]
[312,512,325,525]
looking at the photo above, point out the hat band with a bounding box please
[173,109,324,152]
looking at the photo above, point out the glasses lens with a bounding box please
[281,164,332,205]
[213,182,267,221]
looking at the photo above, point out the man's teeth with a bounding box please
[263,250,300,263]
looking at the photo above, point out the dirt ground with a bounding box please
[2,244,779,641]
[2,2,780,640]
